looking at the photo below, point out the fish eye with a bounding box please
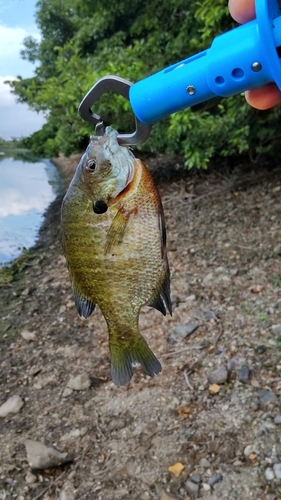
[85,159,96,171]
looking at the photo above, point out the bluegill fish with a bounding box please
[61,127,171,385]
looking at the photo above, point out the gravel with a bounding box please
[2,158,281,499]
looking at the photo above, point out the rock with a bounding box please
[265,468,275,481]
[238,364,251,384]
[274,414,281,424]
[257,389,278,406]
[208,473,223,487]
[0,395,24,417]
[172,322,199,339]
[207,365,228,385]
[190,474,201,484]
[273,463,281,479]
[20,330,37,341]
[25,440,72,469]
[66,373,91,391]
[25,471,37,484]
[199,458,211,468]
[185,479,199,498]
[271,324,281,335]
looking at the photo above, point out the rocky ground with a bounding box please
[1,153,281,500]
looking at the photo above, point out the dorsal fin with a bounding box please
[149,267,172,316]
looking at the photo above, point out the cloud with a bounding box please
[0,76,45,138]
[0,24,40,77]
[0,76,18,106]
[0,161,55,217]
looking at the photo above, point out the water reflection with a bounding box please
[0,156,61,263]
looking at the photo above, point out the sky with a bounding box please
[0,0,45,139]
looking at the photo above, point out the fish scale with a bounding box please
[61,127,171,386]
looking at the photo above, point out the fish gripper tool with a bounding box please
[79,0,281,145]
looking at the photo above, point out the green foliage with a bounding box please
[8,0,281,166]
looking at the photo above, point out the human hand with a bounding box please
[228,0,281,108]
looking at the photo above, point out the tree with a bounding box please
[10,0,281,167]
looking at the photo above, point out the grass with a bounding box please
[269,274,281,288]
[0,248,35,285]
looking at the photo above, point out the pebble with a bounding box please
[273,463,281,479]
[208,473,223,487]
[203,272,214,284]
[0,395,24,417]
[160,494,177,500]
[62,388,73,398]
[207,365,228,385]
[238,364,251,384]
[25,439,72,469]
[190,474,201,484]
[108,418,127,431]
[271,324,281,335]
[209,383,220,394]
[185,479,199,498]
[172,322,199,339]
[265,467,275,481]
[199,458,211,468]
[186,294,196,301]
[20,329,37,341]
[257,389,278,406]
[25,471,37,484]
[60,482,75,500]
[202,483,211,491]
[274,414,281,424]
[244,445,258,457]
[66,373,91,391]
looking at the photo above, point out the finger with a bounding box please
[228,0,255,23]
[245,83,281,109]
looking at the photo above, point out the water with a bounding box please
[0,155,61,264]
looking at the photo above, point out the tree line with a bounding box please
[10,0,281,167]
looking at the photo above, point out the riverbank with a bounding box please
[1,154,281,499]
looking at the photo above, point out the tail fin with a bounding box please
[109,335,162,386]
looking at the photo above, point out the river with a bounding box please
[0,154,61,264]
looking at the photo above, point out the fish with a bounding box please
[61,126,171,385]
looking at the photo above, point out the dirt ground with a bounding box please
[1,152,281,500]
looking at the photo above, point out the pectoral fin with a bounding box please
[105,208,132,254]
[73,288,95,318]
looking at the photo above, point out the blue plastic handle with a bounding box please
[129,0,281,124]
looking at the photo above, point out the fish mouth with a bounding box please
[93,200,108,214]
